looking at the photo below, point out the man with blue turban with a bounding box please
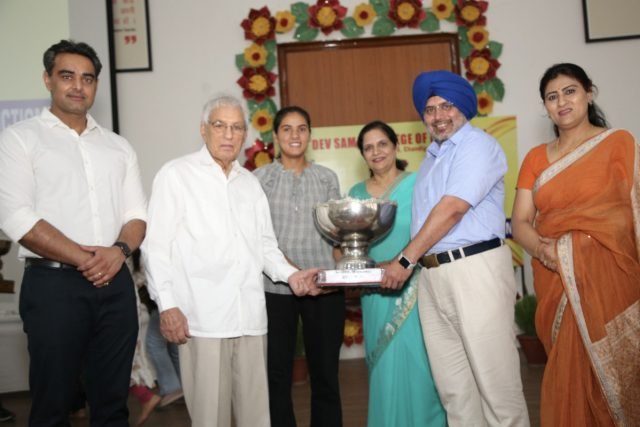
[381,70,529,426]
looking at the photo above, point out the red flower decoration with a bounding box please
[241,6,276,45]
[388,0,426,28]
[464,48,500,83]
[243,139,274,171]
[308,0,348,35]
[455,0,488,28]
[236,66,277,103]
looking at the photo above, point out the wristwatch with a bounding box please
[113,241,132,258]
[397,252,416,270]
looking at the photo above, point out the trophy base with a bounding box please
[316,268,383,287]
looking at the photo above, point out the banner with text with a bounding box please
[307,116,523,266]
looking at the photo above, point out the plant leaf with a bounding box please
[420,10,440,32]
[294,22,319,41]
[235,53,247,71]
[291,2,309,23]
[341,17,365,38]
[458,28,471,58]
[372,17,396,37]
[485,78,505,101]
[488,41,503,59]
[370,0,390,16]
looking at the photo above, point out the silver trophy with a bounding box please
[313,197,397,286]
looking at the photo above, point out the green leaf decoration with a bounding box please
[473,81,485,91]
[260,130,273,142]
[488,41,503,59]
[458,28,471,58]
[247,100,258,114]
[420,10,440,32]
[291,2,309,23]
[341,17,365,38]
[264,40,277,54]
[260,98,279,116]
[485,78,505,101]
[372,17,396,37]
[235,53,247,71]
[265,52,276,71]
[370,0,390,16]
[294,22,319,41]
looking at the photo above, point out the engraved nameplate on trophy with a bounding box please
[313,197,396,287]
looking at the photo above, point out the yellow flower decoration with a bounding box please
[248,74,268,93]
[353,3,376,27]
[254,151,273,168]
[467,25,489,50]
[275,10,296,33]
[397,2,416,22]
[477,91,494,115]
[317,5,338,27]
[243,44,268,67]
[469,56,490,77]
[460,4,481,23]
[344,320,360,337]
[251,16,271,38]
[251,109,273,133]
[431,0,454,20]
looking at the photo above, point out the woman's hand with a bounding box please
[536,236,558,271]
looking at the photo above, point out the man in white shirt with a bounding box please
[142,95,319,427]
[0,40,147,426]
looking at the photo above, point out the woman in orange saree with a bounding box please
[513,63,640,427]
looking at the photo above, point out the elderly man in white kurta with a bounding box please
[142,95,319,427]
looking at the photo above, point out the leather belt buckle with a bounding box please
[421,254,440,269]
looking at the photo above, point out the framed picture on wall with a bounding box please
[583,0,640,42]
[111,0,152,71]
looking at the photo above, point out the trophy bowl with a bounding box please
[313,197,397,270]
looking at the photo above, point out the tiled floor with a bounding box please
[0,352,543,426]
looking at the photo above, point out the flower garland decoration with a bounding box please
[343,306,364,346]
[237,0,505,169]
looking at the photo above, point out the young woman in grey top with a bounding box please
[253,106,345,427]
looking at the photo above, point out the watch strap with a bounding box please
[397,252,416,270]
[113,241,132,258]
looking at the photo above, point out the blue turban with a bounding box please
[412,70,477,120]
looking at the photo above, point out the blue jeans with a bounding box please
[145,309,181,395]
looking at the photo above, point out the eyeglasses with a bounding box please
[424,102,455,116]
[208,120,246,135]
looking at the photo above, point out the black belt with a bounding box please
[420,238,503,269]
[25,257,76,270]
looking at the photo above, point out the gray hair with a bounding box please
[200,95,247,126]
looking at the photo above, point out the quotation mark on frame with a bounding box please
[124,35,138,44]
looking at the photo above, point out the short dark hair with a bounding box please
[273,106,311,133]
[43,40,102,77]
[539,63,609,136]
[356,120,407,174]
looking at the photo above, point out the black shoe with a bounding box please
[0,405,16,422]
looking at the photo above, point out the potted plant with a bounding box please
[292,317,308,384]
[514,294,547,365]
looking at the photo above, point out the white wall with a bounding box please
[114,0,640,292]
[2,0,640,304]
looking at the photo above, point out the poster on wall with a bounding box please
[112,0,152,71]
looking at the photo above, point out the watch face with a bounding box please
[399,256,410,269]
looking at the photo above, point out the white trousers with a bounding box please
[417,244,530,427]
[179,335,270,427]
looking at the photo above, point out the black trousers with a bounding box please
[19,264,138,427]
[266,291,345,427]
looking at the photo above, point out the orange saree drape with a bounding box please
[532,129,640,427]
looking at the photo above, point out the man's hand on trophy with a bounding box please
[288,268,322,296]
[379,260,412,289]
